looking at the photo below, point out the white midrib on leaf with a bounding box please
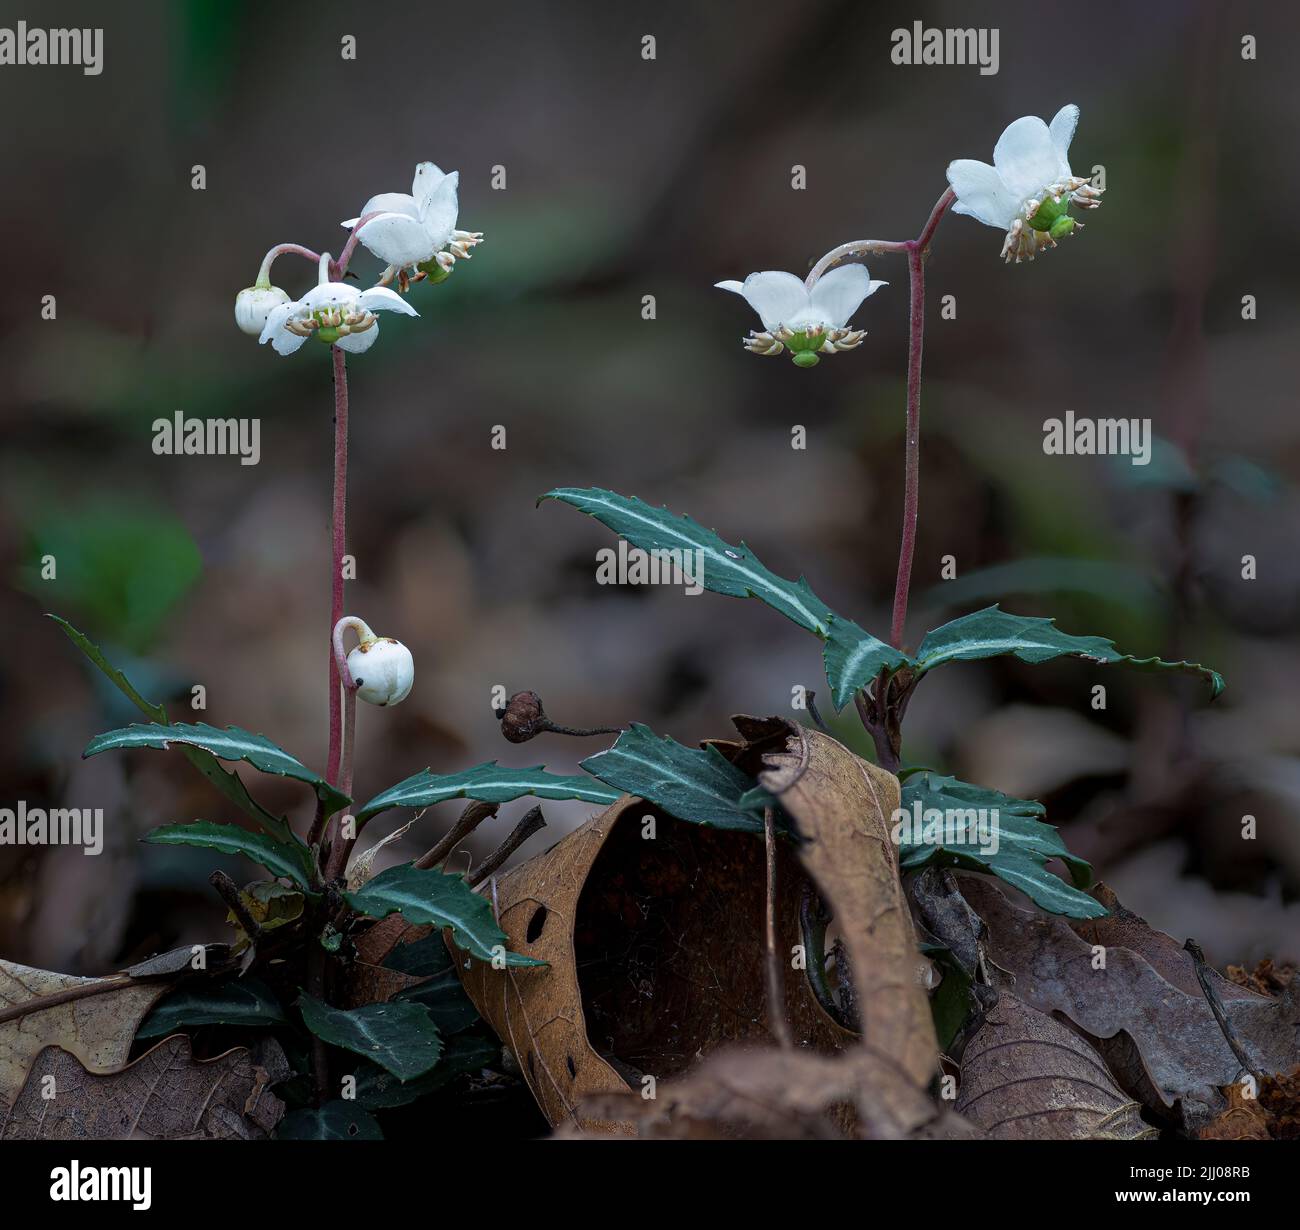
[563,490,829,635]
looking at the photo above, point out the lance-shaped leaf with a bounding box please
[137,977,288,1039]
[142,821,316,890]
[297,994,443,1081]
[345,866,544,966]
[540,487,834,635]
[822,616,911,711]
[84,721,350,816]
[913,606,1224,696]
[52,616,296,841]
[357,762,620,824]
[580,723,765,832]
[898,774,1103,919]
[348,1030,499,1110]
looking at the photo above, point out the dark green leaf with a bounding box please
[142,821,315,889]
[358,762,620,824]
[84,720,350,815]
[349,1030,499,1110]
[345,866,544,966]
[898,774,1104,919]
[136,977,287,1039]
[581,723,764,832]
[541,487,834,635]
[51,616,294,840]
[386,934,479,1034]
[277,1101,383,1140]
[913,606,1223,697]
[297,994,442,1081]
[822,616,910,711]
[48,614,167,723]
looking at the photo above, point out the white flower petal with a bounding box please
[336,324,380,354]
[258,299,296,346]
[807,265,876,329]
[1048,103,1079,177]
[269,317,309,356]
[714,280,746,295]
[993,115,1061,203]
[355,211,437,267]
[343,192,419,230]
[419,171,459,248]
[358,286,420,317]
[738,271,810,332]
[301,282,361,312]
[946,158,1020,228]
[411,162,448,212]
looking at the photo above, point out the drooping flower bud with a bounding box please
[235,284,291,336]
[346,636,415,706]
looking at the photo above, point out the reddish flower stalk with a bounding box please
[325,346,349,790]
[807,187,955,651]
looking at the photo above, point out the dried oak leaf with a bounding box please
[955,994,1155,1139]
[0,958,171,1106]
[563,1043,978,1141]
[1197,1081,1271,1140]
[0,1034,288,1139]
[457,719,881,1134]
[959,876,1300,1110]
[756,720,937,1089]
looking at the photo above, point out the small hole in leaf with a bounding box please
[526,904,548,943]
[347,1122,359,1137]
[566,1054,577,1079]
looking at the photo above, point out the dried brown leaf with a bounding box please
[0,959,169,1104]
[566,1043,977,1141]
[955,995,1154,1139]
[960,876,1300,1109]
[757,721,937,1088]
[457,765,853,1133]
[0,1034,288,1140]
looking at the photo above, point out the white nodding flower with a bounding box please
[946,103,1104,264]
[346,636,415,707]
[258,255,418,356]
[341,161,484,290]
[714,266,887,367]
[235,284,290,336]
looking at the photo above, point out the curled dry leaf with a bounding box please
[347,820,415,891]
[755,719,937,1089]
[0,958,171,1105]
[455,718,895,1133]
[955,994,1155,1139]
[564,1043,978,1140]
[959,876,1300,1111]
[0,1034,288,1140]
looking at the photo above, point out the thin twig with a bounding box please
[0,974,136,1025]
[209,870,262,943]
[414,800,500,870]
[468,806,546,888]
[764,806,793,1048]
[805,689,830,734]
[1185,939,1258,1078]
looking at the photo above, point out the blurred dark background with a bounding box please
[1,0,1297,974]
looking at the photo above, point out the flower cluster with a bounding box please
[234,160,484,355]
[717,104,1104,365]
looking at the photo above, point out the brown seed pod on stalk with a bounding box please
[453,715,939,1136]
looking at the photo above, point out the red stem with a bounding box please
[325,346,349,788]
[887,187,954,651]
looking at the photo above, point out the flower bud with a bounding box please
[235,284,291,336]
[346,637,415,706]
